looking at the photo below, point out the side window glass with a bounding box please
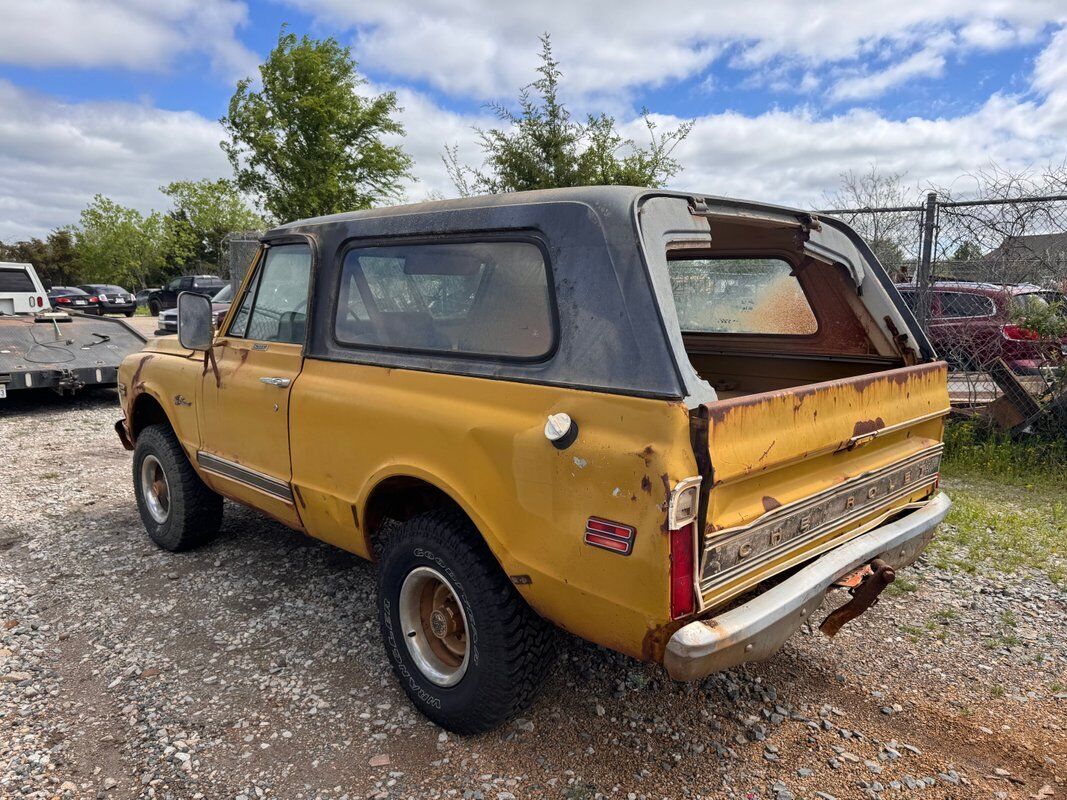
[334,241,553,359]
[166,278,182,291]
[939,292,994,318]
[244,244,312,343]
[228,267,261,338]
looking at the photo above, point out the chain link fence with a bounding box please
[821,193,1067,436]
[220,230,264,290]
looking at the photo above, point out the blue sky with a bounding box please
[1,0,1065,239]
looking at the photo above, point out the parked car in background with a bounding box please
[136,288,160,310]
[146,275,226,316]
[118,187,951,733]
[156,284,234,335]
[47,286,99,313]
[896,280,1067,373]
[78,284,136,316]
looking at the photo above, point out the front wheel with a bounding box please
[377,510,555,734]
[133,425,223,551]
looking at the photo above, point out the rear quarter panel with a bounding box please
[289,359,698,660]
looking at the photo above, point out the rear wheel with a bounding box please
[124,309,136,317]
[377,510,555,734]
[133,424,222,551]
[148,300,161,316]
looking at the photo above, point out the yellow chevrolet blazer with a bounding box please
[115,187,951,733]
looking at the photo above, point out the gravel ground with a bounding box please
[1,390,1064,800]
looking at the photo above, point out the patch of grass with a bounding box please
[900,623,924,642]
[931,608,958,624]
[990,684,1005,698]
[942,420,1067,489]
[39,472,59,480]
[931,474,1066,587]
[983,633,1022,650]
[886,576,919,596]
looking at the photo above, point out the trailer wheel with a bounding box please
[377,509,555,734]
[133,424,222,551]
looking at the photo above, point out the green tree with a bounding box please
[76,195,168,289]
[444,35,692,195]
[162,178,264,271]
[952,241,983,262]
[0,228,82,287]
[221,27,413,222]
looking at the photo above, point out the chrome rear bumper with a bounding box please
[663,492,951,681]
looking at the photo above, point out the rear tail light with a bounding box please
[88,296,99,303]
[57,297,70,304]
[1003,324,1039,341]
[668,477,702,619]
[584,517,635,555]
[37,296,44,307]
[98,293,107,302]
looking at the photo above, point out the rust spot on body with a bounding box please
[852,417,885,437]
[641,475,652,494]
[761,495,781,512]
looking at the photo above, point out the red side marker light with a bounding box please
[584,517,635,555]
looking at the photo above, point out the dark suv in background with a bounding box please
[896,280,1066,374]
[146,275,226,316]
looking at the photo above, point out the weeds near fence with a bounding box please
[936,420,1066,585]
[942,420,1067,488]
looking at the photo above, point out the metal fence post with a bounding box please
[916,191,938,333]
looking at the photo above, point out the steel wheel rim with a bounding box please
[140,454,170,524]
[398,566,470,687]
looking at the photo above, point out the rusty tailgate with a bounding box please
[692,361,950,607]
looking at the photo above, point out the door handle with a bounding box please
[260,377,291,388]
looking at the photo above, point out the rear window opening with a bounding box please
[668,257,818,336]
[0,268,36,293]
[666,242,906,400]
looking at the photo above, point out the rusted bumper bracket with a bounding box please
[819,558,895,638]
[663,492,951,681]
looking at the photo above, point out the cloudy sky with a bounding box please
[1,0,1066,240]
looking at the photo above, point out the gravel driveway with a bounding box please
[1,390,1063,800]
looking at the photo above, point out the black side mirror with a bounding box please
[178,291,213,351]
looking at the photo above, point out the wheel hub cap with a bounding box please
[398,566,470,687]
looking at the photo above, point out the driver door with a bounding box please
[196,242,312,528]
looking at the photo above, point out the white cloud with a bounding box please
[3,17,1067,241]
[829,43,948,102]
[288,0,1064,102]
[0,0,258,79]
[0,81,231,241]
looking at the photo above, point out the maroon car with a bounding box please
[896,281,1066,374]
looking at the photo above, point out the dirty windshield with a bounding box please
[668,257,817,335]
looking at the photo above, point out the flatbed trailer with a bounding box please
[1,311,147,397]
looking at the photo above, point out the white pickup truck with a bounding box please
[0,262,147,397]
